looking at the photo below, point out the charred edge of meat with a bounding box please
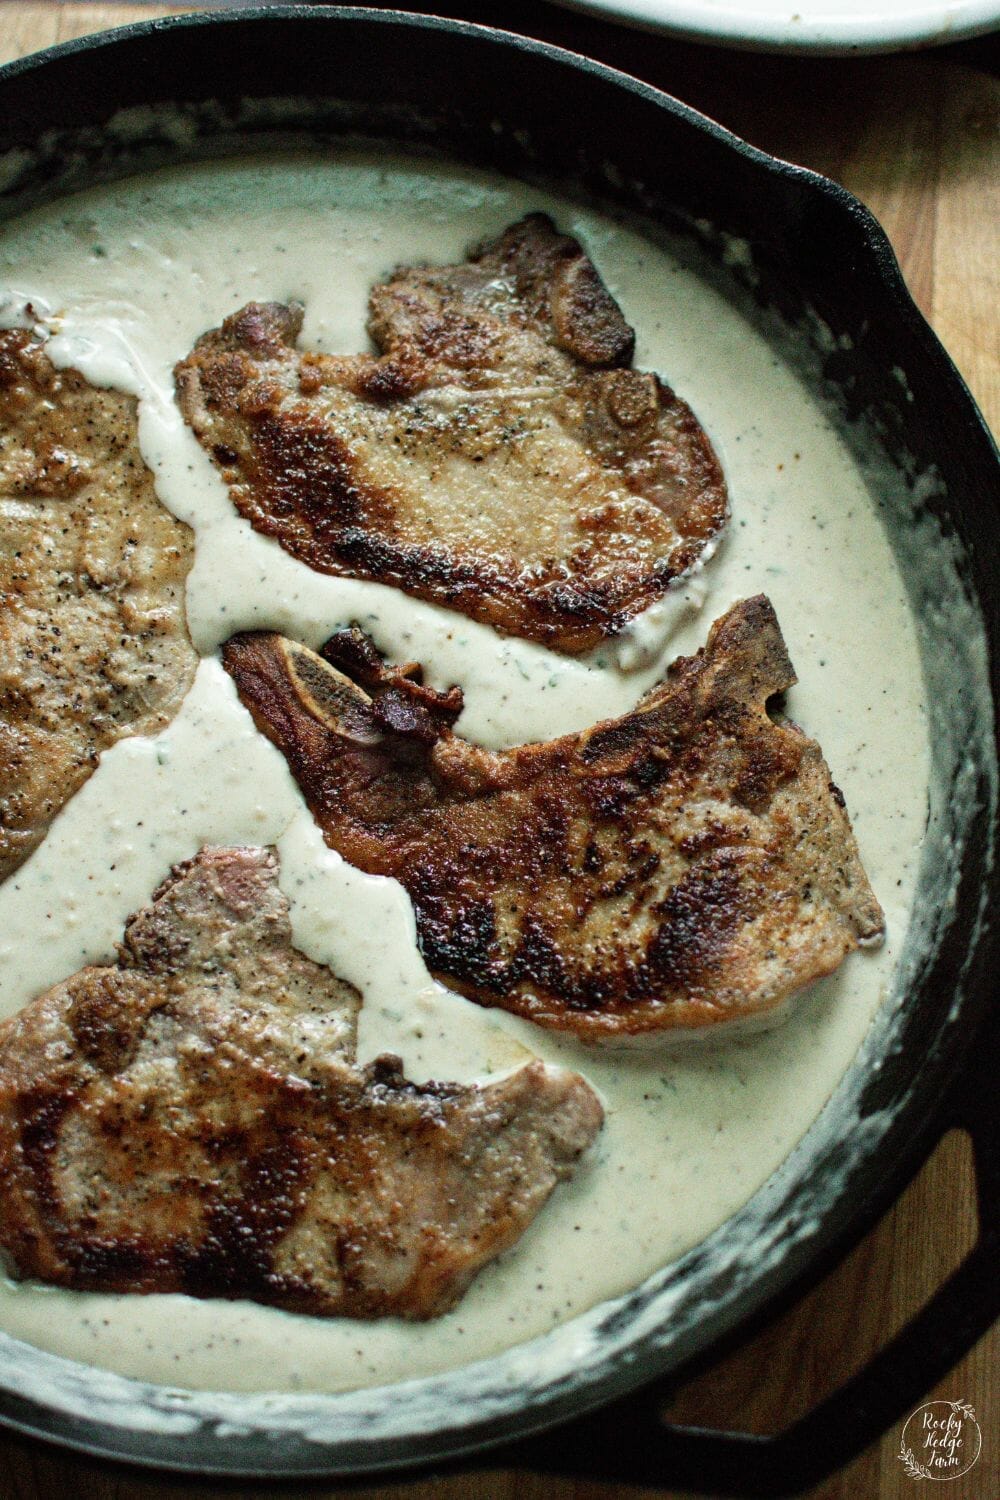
[321,626,464,742]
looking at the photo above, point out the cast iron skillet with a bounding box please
[0,11,996,1495]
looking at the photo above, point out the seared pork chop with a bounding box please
[175,214,727,652]
[223,599,884,1042]
[0,330,196,881]
[0,846,602,1318]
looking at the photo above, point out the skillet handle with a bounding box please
[488,1018,1000,1497]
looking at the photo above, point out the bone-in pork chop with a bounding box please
[0,846,602,1318]
[0,330,196,881]
[175,214,727,653]
[223,598,884,1042]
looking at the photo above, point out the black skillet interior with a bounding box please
[0,10,996,1494]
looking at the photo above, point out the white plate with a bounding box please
[547,0,1000,53]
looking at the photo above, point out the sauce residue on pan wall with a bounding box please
[0,151,929,1394]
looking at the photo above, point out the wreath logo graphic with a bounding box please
[898,1399,982,1482]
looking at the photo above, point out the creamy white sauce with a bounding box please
[0,151,929,1395]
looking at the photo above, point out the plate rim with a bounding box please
[546,0,1000,54]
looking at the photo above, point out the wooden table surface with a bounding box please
[0,6,996,1498]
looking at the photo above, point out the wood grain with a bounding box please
[0,7,996,1499]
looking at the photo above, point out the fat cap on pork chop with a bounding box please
[0,846,602,1318]
[222,598,885,1042]
[175,214,727,653]
[0,330,196,881]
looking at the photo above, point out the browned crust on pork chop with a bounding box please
[175,214,727,653]
[223,599,884,1041]
[0,846,602,1317]
[0,330,196,881]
